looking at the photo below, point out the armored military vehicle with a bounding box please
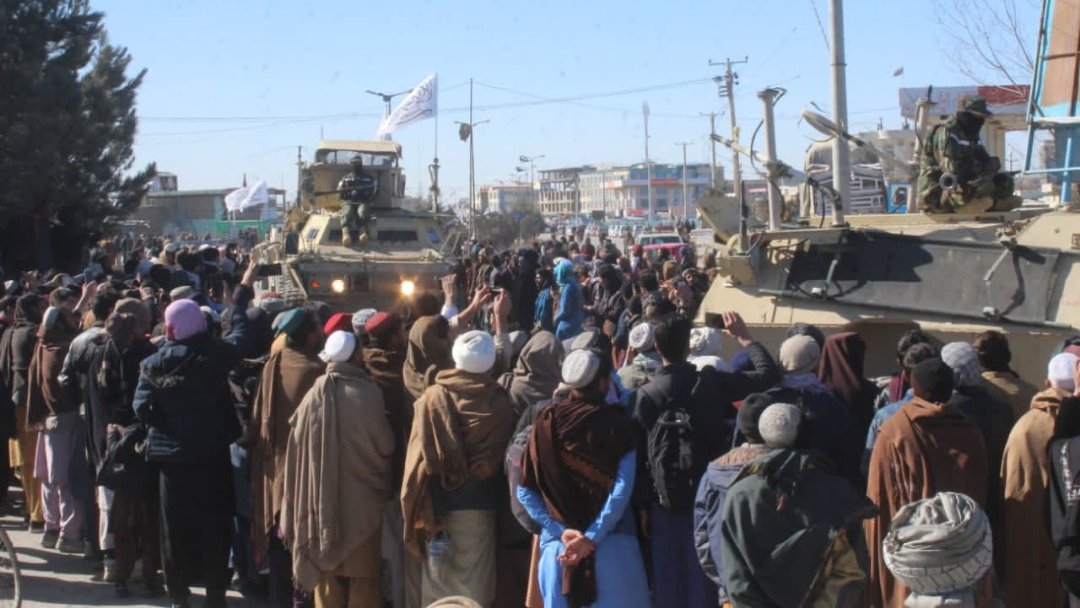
[256,140,460,311]
[695,38,1078,385]
[696,193,1077,385]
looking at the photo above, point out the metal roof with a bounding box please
[317,140,402,156]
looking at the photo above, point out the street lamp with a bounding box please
[366,88,412,118]
[518,154,545,211]
[456,118,491,238]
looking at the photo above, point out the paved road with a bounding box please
[3,515,253,607]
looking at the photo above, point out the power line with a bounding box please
[473,80,703,118]
[808,0,831,53]
[143,77,714,125]
[459,77,714,113]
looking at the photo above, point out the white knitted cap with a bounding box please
[319,330,357,363]
[352,308,378,335]
[628,323,655,351]
[758,402,801,448]
[562,349,601,389]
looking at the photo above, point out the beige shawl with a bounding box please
[280,361,395,591]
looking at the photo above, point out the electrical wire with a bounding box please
[138,76,715,140]
[474,80,703,118]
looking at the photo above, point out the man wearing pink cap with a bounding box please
[133,261,258,608]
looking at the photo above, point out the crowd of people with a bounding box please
[0,231,1079,608]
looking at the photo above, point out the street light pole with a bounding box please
[365,88,413,118]
[455,79,490,239]
[676,142,691,219]
[828,0,850,226]
[518,154,545,210]
[643,102,653,227]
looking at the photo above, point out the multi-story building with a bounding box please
[578,163,711,218]
[479,182,534,213]
[538,167,587,216]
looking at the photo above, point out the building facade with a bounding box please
[479,182,534,213]
[538,167,587,216]
[578,163,711,218]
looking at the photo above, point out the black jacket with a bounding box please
[632,342,781,506]
[1049,426,1080,598]
[767,379,862,486]
[132,286,252,463]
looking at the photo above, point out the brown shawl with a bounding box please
[499,330,564,419]
[982,369,1039,422]
[248,344,324,562]
[864,396,988,607]
[817,331,876,436]
[26,315,78,428]
[519,394,635,607]
[402,315,453,401]
[1000,387,1070,608]
[363,345,409,487]
[400,368,513,559]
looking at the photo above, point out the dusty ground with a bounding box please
[3,515,255,607]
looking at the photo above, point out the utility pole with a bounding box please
[828,0,849,226]
[709,57,748,200]
[676,142,691,220]
[643,102,653,227]
[293,145,303,213]
[602,169,609,219]
[469,78,475,234]
[701,112,718,189]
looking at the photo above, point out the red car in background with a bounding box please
[642,242,686,262]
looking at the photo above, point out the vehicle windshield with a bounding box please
[640,234,682,245]
[316,150,398,167]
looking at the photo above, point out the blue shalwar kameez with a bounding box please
[517,451,650,608]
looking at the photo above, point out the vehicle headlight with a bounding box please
[330,279,345,294]
[400,280,416,297]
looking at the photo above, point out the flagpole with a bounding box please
[432,81,440,213]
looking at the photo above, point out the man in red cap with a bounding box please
[323,312,353,336]
[248,309,324,605]
[360,311,413,608]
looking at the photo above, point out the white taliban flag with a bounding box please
[375,74,437,139]
[224,180,269,212]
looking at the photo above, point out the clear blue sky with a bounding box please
[94,0,1040,203]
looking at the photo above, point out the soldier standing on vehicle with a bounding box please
[916,95,1021,214]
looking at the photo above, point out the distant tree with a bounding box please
[507,199,547,243]
[0,0,155,273]
[938,0,1037,86]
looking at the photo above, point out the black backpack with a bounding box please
[504,421,541,535]
[504,398,555,536]
[643,377,700,512]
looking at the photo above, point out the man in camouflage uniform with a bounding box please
[917,95,1021,213]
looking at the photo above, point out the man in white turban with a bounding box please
[401,330,514,607]
[281,330,394,606]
